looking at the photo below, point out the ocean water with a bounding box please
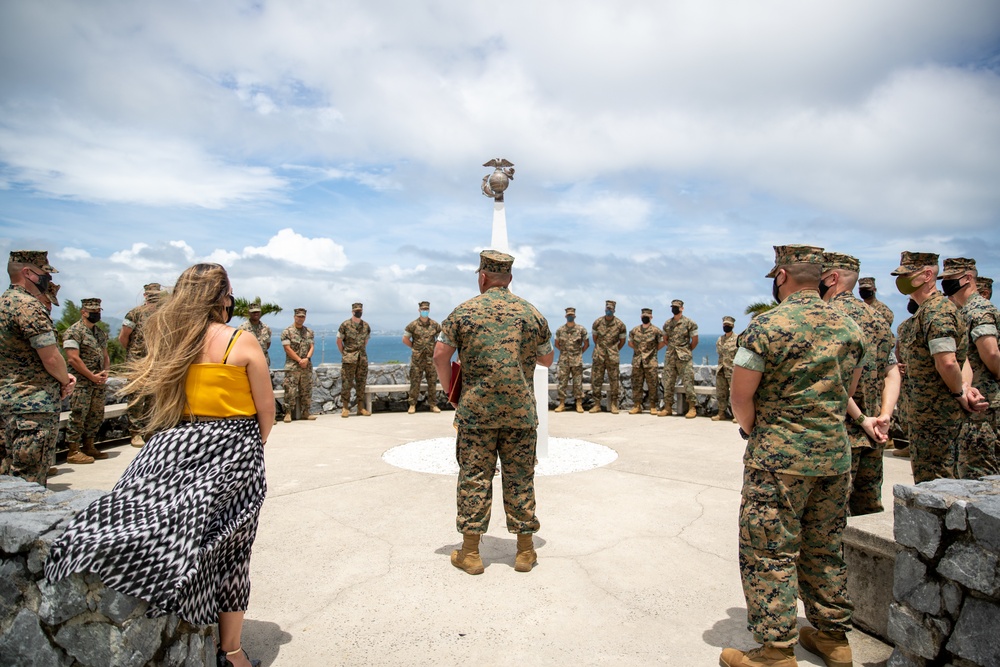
[269,333,723,368]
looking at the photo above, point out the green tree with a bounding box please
[233,297,282,319]
[744,300,778,318]
[54,300,126,367]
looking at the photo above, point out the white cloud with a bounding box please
[56,247,91,261]
[242,228,348,271]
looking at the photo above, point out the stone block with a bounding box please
[941,581,963,618]
[895,504,943,559]
[946,597,1000,667]
[38,575,89,626]
[0,558,29,618]
[164,638,188,667]
[0,608,69,667]
[121,615,168,667]
[887,648,927,667]
[893,550,927,601]
[966,495,1000,551]
[945,501,968,531]
[906,581,943,616]
[97,585,147,625]
[937,542,1000,597]
[56,621,120,666]
[0,511,67,553]
[887,602,945,660]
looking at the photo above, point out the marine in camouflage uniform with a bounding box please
[404,301,442,413]
[590,300,627,413]
[978,276,993,301]
[281,308,315,421]
[338,302,371,416]
[712,316,738,421]
[659,299,699,418]
[822,252,898,517]
[628,308,664,414]
[239,300,272,367]
[554,307,589,412]
[859,276,894,327]
[891,301,920,457]
[0,251,74,487]
[120,283,161,445]
[722,245,865,667]
[892,251,982,484]
[940,258,1000,479]
[63,298,111,464]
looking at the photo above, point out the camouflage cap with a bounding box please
[81,298,102,310]
[418,301,430,309]
[565,307,576,316]
[765,245,824,278]
[722,315,735,325]
[890,251,938,276]
[248,299,262,313]
[9,250,58,274]
[978,277,993,296]
[46,282,61,307]
[822,252,860,273]
[143,282,162,295]
[939,257,976,280]
[670,299,684,308]
[352,302,363,310]
[641,307,653,315]
[605,300,616,310]
[294,308,307,316]
[478,249,514,274]
[858,277,876,290]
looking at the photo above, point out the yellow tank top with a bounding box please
[183,330,257,418]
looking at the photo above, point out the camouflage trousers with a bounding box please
[662,356,695,408]
[66,381,104,445]
[341,360,368,407]
[910,418,961,484]
[126,394,151,436]
[557,362,584,402]
[631,363,660,409]
[283,365,313,419]
[408,357,439,407]
[716,366,733,416]
[0,410,59,486]
[739,467,852,647]
[957,410,1000,480]
[848,444,884,516]
[455,426,540,535]
[591,354,620,406]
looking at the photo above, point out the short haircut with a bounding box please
[782,262,822,284]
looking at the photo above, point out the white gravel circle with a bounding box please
[382,437,618,476]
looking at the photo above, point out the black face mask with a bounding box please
[941,279,964,297]
[670,306,681,315]
[86,312,101,324]
[907,298,919,315]
[818,279,832,299]
[723,324,733,333]
[859,289,874,300]
[772,277,782,304]
[30,271,52,293]
[225,296,236,323]
[353,310,363,318]
[641,316,651,325]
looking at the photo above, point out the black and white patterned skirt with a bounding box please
[45,418,267,626]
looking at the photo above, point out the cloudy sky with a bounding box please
[2,0,999,334]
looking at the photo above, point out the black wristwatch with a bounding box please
[951,387,964,398]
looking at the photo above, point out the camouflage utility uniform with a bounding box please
[957,292,1000,478]
[893,314,918,448]
[405,317,442,408]
[828,290,895,516]
[715,330,737,418]
[590,314,627,410]
[555,323,588,404]
[122,302,154,436]
[899,292,968,483]
[338,319,371,408]
[629,324,663,411]
[62,320,108,448]
[239,320,272,367]
[439,286,552,534]
[662,315,698,411]
[0,285,61,485]
[735,289,865,648]
[281,324,314,418]
[868,299,894,327]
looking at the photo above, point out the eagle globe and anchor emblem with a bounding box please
[481,158,515,201]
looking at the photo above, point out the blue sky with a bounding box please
[2,0,999,334]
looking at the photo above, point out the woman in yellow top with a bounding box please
[46,263,274,667]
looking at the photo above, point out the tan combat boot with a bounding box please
[610,402,619,415]
[514,533,537,572]
[283,412,292,423]
[554,404,565,413]
[66,442,95,465]
[720,645,797,667]
[575,399,584,413]
[358,407,371,416]
[81,438,108,460]
[48,467,58,477]
[430,405,441,413]
[685,405,697,419]
[451,533,485,575]
[130,433,144,448]
[304,412,317,421]
[341,408,350,418]
[711,414,724,421]
[798,627,851,667]
[656,407,670,417]
[628,405,642,415]
[407,405,416,414]
[588,403,601,414]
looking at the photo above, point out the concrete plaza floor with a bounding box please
[48,410,911,666]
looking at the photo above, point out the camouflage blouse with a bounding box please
[716,332,737,372]
[239,320,272,364]
[122,303,154,360]
[591,316,626,361]
[0,285,60,413]
[404,318,442,359]
[337,319,370,365]
[555,323,589,366]
[63,320,109,383]
[663,315,698,361]
[281,325,314,368]
[629,325,663,367]
[961,292,1000,408]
